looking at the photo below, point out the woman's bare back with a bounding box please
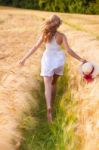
[55,31,63,46]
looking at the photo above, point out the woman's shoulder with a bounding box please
[56,31,67,40]
[56,31,64,36]
[55,31,65,39]
[56,32,67,44]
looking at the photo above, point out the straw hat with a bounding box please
[79,61,99,82]
[82,62,94,75]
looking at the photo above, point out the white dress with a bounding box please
[40,35,66,76]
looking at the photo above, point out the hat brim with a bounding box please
[79,62,99,78]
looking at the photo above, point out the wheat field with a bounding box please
[0,6,99,150]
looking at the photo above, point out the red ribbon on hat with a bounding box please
[82,66,95,83]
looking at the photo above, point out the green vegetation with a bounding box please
[19,65,78,150]
[0,0,99,14]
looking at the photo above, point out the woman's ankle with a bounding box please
[47,108,52,122]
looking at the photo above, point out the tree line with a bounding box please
[0,0,99,14]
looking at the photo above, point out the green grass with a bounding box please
[19,65,78,150]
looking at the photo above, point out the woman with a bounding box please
[19,14,87,122]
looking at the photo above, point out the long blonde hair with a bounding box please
[42,15,62,42]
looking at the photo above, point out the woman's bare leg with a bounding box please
[51,74,59,105]
[43,76,53,122]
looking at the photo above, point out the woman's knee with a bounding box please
[43,77,52,98]
[44,77,52,88]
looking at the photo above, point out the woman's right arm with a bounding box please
[19,34,43,65]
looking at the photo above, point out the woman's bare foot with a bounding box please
[47,108,52,123]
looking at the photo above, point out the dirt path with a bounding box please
[0,6,99,150]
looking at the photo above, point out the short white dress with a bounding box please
[40,35,66,76]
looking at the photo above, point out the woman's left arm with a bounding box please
[20,34,43,62]
[63,34,87,63]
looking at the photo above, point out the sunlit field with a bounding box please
[0,6,99,150]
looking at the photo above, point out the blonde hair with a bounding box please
[41,14,62,42]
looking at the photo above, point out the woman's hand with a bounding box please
[18,59,26,66]
[81,59,88,64]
